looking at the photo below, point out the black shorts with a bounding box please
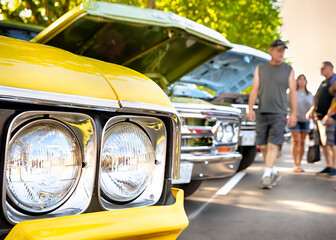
[256,113,287,146]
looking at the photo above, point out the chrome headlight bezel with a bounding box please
[213,121,240,145]
[99,115,166,210]
[2,111,97,224]
[6,118,82,214]
[214,122,224,143]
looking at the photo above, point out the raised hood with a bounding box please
[178,44,271,96]
[0,35,172,108]
[32,1,232,90]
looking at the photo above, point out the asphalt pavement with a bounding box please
[179,141,336,240]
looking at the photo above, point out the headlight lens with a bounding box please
[215,123,224,142]
[233,123,239,143]
[223,124,234,143]
[6,119,82,213]
[100,122,155,203]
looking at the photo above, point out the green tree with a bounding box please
[0,0,281,52]
[154,0,282,52]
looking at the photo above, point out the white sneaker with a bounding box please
[260,176,272,189]
[271,173,281,186]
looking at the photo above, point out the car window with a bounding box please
[0,27,40,41]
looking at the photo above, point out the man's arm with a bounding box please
[288,69,297,128]
[322,96,336,125]
[306,105,315,120]
[329,78,336,95]
[247,66,259,121]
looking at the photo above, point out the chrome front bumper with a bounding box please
[181,151,242,180]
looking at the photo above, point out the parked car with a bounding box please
[0,2,243,198]
[171,99,242,196]
[0,2,233,239]
[0,20,43,40]
[173,44,271,172]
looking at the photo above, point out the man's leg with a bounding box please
[315,120,333,174]
[265,142,280,168]
[259,144,267,161]
[259,144,273,179]
[260,143,280,189]
[330,145,336,176]
[261,113,286,187]
[332,146,336,169]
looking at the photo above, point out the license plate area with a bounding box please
[172,162,193,184]
[241,131,256,146]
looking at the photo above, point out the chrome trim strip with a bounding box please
[173,102,241,115]
[181,145,237,152]
[179,113,240,122]
[119,100,181,179]
[241,122,256,126]
[0,85,119,111]
[181,152,242,162]
[240,125,256,130]
[119,100,178,115]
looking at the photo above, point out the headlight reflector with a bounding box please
[100,122,155,203]
[223,124,234,143]
[232,123,239,143]
[215,123,224,142]
[6,119,82,213]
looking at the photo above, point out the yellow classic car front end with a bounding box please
[0,1,235,238]
[0,36,187,240]
[6,188,186,240]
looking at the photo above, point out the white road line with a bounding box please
[188,194,217,220]
[188,172,246,220]
[216,172,246,195]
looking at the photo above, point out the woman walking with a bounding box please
[290,74,313,172]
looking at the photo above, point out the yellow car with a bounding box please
[0,2,231,239]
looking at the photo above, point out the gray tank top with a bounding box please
[258,62,292,114]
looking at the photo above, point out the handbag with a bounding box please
[307,145,320,163]
[306,126,321,163]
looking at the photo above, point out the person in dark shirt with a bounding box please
[306,61,336,176]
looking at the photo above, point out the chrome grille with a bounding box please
[174,103,241,152]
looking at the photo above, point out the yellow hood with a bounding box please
[0,36,172,108]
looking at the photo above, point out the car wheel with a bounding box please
[237,146,257,171]
[173,180,202,197]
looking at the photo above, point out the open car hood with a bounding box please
[32,1,232,90]
[177,44,271,96]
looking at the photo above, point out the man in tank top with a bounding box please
[248,39,297,189]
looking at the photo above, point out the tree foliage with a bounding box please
[0,0,282,52]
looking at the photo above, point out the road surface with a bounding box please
[179,141,336,240]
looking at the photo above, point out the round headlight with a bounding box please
[215,123,224,142]
[100,122,155,203]
[223,124,234,143]
[6,119,82,214]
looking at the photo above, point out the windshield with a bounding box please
[170,47,270,99]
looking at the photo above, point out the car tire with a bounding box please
[173,180,202,197]
[237,146,257,171]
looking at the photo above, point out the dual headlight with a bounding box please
[214,122,239,144]
[6,119,82,214]
[4,112,166,222]
[100,122,155,203]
